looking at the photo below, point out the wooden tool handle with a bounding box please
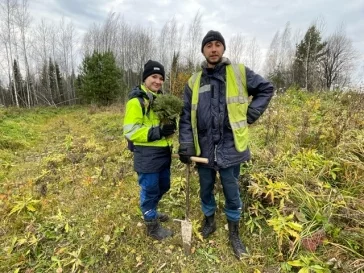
[172,154,208,164]
[189,156,208,164]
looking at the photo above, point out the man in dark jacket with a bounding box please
[178,30,274,259]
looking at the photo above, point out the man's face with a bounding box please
[202,40,225,67]
[144,74,164,92]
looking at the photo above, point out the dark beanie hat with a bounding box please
[142,60,165,82]
[201,30,226,52]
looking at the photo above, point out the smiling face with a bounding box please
[202,40,225,68]
[144,74,164,92]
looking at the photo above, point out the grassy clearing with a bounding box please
[0,90,363,273]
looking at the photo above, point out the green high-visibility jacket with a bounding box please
[123,84,172,148]
[123,84,173,173]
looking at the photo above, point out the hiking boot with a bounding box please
[145,220,173,241]
[228,220,248,259]
[200,214,216,239]
[157,212,169,222]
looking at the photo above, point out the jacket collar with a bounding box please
[201,57,231,70]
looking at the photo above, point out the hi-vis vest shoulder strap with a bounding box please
[188,64,249,155]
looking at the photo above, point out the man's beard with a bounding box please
[206,56,222,66]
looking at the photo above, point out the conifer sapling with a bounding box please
[151,94,184,125]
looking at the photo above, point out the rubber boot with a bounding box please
[145,220,173,240]
[228,220,247,259]
[200,214,217,239]
[157,212,169,222]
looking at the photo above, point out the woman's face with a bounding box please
[144,74,164,92]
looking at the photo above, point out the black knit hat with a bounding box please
[142,60,165,82]
[201,30,226,52]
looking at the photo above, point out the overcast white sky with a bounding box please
[23,0,364,83]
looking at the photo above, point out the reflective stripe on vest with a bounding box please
[188,64,249,155]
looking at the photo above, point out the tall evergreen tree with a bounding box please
[12,59,25,106]
[293,25,326,91]
[40,61,51,104]
[69,68,77,104]
[49,58,58,103]
[0,80,5,106]
[55,62,65,104]
[78,51,123,105]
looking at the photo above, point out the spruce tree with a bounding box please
[293,25,326,91]
[78,51,123,105]
[49,58,58,103]
[55,62,65,104]
[12,60,25,106]
[40,61,51,103]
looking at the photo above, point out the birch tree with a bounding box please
[228,34,245,64]
[0,0,19,106]
[33,19,51,104]
[265,30,280,77]
[59,17,77,103]
[244,37,261,71]
[14,0,32,107]
[320,26,356,89]
[186,11,202,70]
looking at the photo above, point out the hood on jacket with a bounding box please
[128,85,163,100]
[128,86,147,100]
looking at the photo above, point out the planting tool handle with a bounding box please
[185,163,190,220]
[172,154,209,164]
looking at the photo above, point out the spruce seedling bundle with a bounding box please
[152,94,184,125]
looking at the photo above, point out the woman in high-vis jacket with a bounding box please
[123,60,176,241]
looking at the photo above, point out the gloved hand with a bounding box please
[160,122,176,137]
[178,143,195,164]
[247,106,261,124]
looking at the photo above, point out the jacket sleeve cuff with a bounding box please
[178,142,195,156]
[147,126,161,141]
[247,107,261,124]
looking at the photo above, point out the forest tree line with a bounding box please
[0,0,358,107]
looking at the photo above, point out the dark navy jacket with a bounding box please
[179,58,274,169]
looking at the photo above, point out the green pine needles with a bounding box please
[152,94,184,123]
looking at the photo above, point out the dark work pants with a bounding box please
[198,164,242,221]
